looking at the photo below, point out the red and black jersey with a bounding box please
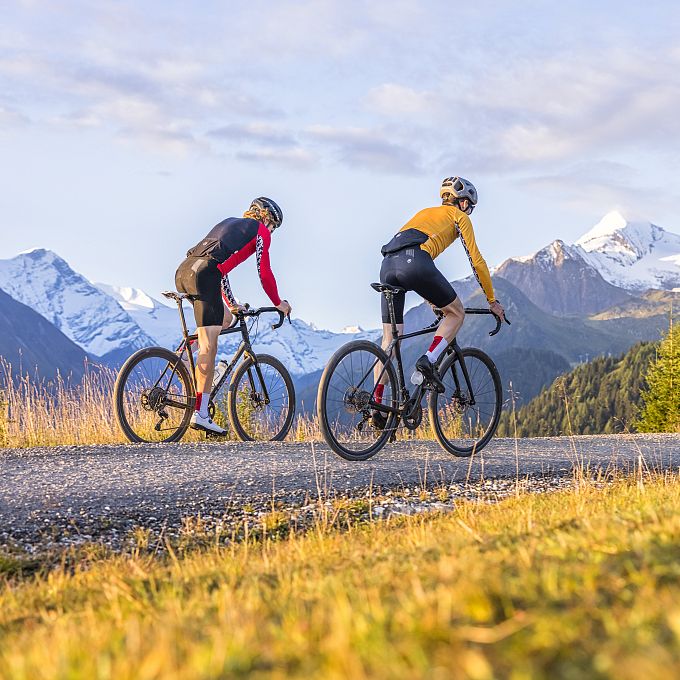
[186,217,281,307]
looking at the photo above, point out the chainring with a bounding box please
[403,402,423,430]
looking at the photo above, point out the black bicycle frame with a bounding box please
[358,291,481,419]
[169,299,274,408]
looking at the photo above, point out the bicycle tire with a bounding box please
[114,346,194,443]
[429,347,501,457]
[227,354,295,441]
[317,340,398,461]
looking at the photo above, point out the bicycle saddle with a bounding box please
[162,291,197,302]
[371,282,405,295]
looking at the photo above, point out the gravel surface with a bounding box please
[1,434,678,553]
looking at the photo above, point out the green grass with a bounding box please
[2,476,680,678]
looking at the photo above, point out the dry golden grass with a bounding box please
[2,475,680,678]
[0,361,213,448]
[0,361,433,448]
[0,363,125,448]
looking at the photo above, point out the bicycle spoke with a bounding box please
[431,349,501,456]
[230,357,294,441]
[115,349,192,443]
[320,343,396,460]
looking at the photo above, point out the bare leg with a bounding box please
[195,326,222,394]
[434,297,465,345]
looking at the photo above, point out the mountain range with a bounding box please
[0,210,678,406]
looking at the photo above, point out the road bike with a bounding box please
[113,291,295,443]
[317,282,509,461]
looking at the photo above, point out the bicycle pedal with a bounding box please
[205,429,228,439]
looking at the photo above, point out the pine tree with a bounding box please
[636,319,680,433]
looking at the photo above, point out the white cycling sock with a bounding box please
[195,392,210,418]
[425,336,447,363]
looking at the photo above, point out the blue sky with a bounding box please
[1,0,679,329]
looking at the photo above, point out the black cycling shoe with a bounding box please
[415,355,445,393]
[371,410,388,430]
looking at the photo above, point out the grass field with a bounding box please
[2,474,680,678]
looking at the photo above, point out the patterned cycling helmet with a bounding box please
[249,196,284,229]
[440,177,477,214]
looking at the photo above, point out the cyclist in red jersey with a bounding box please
[175,197,292,434]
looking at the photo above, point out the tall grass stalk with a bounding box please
[0,359,125,448]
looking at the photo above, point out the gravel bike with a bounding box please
[317,282,509,461]
[113,291,295,443]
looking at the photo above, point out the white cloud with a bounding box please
[208,123,296,148]
[307,125,423,175]
[236,146,317,169]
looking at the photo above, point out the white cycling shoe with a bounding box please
[190,411,227,435]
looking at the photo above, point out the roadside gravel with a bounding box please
[1,434,678,554]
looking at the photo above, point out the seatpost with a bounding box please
[177,298,190,340]
[388,291,399,339]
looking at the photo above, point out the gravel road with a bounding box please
[1,434,679,552]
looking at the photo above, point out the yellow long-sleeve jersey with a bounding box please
[399,205,496,303]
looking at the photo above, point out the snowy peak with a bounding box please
[97,283,173,313]
[0,249,155,358]
[495,236,631,316]
[574,211,680,291]
[505,239,585,270]
[504,211,680,294]
[576,211,669,264]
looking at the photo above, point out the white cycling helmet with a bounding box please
[440,176,477,214]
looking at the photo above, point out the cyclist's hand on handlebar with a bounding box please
[229,304,248,315]
[489,300,506,323]
[277,300,292,317]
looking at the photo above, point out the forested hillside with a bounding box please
[497,342,657,437]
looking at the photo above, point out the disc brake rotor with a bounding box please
[450,392,468,414]
[141,387,166,412]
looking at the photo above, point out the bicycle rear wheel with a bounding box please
[317,340,398,461]
[227,354,295,441]
[114,347,194,443]
[429,347,501,457]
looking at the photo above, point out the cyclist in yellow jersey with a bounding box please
[373,177,505,421]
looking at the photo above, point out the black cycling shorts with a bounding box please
[379,246,457,324]
[175,256,225,327]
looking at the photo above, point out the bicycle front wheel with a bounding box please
[227,354,295,441]
[114,346,194,443]
[429,347,501,457]
[317,340,398,461]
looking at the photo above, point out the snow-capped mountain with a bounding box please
[97,283,182,350]
[575,211,680,291]
[495,239,632,315]
[494,211,680,315]
[0,249,154,358]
